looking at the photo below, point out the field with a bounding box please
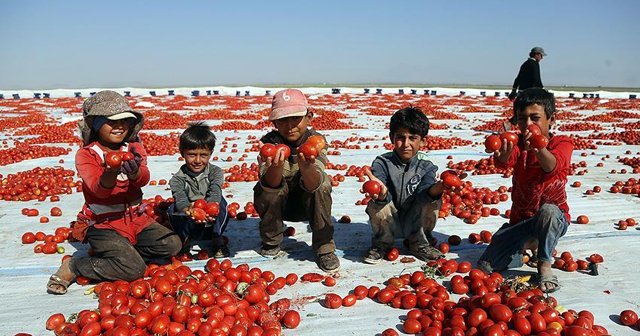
[1,87,639,335]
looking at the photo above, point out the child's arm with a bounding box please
[76,149,119,199]
[261,149,288,188]
[169,174,190,213]
[364,165,389,202]
[297,152,323,191]
[205,165,224,203]
[126,143,150,188]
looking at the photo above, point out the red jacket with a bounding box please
[75,141,154,244]
[496,135,574,225]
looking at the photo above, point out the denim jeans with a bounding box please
[479,204,569,271]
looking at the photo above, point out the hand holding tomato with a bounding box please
[493,134,516,164]
[361,168,387,200]
[440,170,467,189]
[258,142,288,169]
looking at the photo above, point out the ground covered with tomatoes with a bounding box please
[1,86,640,335]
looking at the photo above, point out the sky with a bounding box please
[1,0,639,90]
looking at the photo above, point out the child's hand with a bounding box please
[493,137,515,163]
[258,141,287,169]
[297,152,316,169]
[362,168,388,200]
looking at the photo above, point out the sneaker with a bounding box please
[363,246,385,264]
[317,252,340,272]
[213,245,230,258]
[410,245,444,261]
[259,244,281,257]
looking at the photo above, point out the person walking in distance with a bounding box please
[508,47,547,101]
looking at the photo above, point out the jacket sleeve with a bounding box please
[169,171,190,211]
[512,62,525,90]
[542,137,574,181]
[371,157,392,204]
[127,142,150,188]
[205,165,224,204]
[494,146,520,169]
[417,162,439,202]
[75,148,113,199]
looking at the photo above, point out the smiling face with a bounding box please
[516,103,553,136]
[182,147,213,174]
[390,127,427,163]
[97,119,133,149]
[272,113,312,143]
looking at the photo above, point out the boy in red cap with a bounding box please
[253,89,339,272]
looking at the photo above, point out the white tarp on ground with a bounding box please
[0,87,639,335]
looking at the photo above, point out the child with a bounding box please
[253,89,339,272]
[47,90,182,294]
[362,106,447,264]
[168,122,229,258]
[478,88,573,293]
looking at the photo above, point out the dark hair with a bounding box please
[389,106,430,137]
[513,88,556,122]
[179,122,216,152]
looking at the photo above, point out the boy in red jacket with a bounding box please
[478,88,573,293]
[47,91,181,294]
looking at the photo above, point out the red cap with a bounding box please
[269,89,309,121]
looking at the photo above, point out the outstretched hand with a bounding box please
[361,167,388,201]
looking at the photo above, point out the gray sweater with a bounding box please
[169,163,224,211]
[371,151,440,214]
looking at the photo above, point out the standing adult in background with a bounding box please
[508,47,547,101]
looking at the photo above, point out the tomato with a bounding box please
[275,144,291,159]
[529,134,548,149]
[285,273,298,286]
[342,294,357,307]
[386,247,399,261]
[260,143,276,159]
[402,318,422,334]
[191,208,207,221]
[193,199,207,209]
[204,202,219,217]
[79,321,101,336]
[527,124,542,135]
[381,329,399,336]
[588,254,603,264]
[513,316,531,335]
[500,132,519,145]
[282,310,300,328]
[50,207,62,216]
[362,180,382,195]
[485,134,502,152]
[442,174,462,188]
[448,235,462,246]
[105,151,123,168]
[306,135,327,151]
[353,285,368,300]
[480,230,492,243]
[576,215,589,224]
[483,324,505,336]
[438,242,450,254]
[467,308,488,327]
[489,304,513,322]
[21,232,36,244]
[46,313,66,330]
[620,309,638,326]
[298,142,319,158]
[323,276,337,287]
[324,293,342,309]
[528,312,547,333]
[564,326,591,336]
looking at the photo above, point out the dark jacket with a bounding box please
[259,129,328,182]
[371,151,440,216]
[512,58,543,91]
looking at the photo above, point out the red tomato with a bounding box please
[191,208,207,221]
[353,285,368,300]
[193,199,207,209]
[381,329,399,336]
[298,142,319,158]
[204,202,219,217]
[500,132,519,145]
[105,151,123,169]
[403,318,422,334]
[442,173,462,188]
[467,308,488,327]
[489,304,513,322]
[46,313,66,330]
[306,135,327,151]
[386,247,399,261]
[362,180,382,195]
[50,207,62,216]
[21,232,36,244]
[576,215,589,224]
[121,152,134,161]
[323,276,337,287]
[513,317,531,335]
[529,134,548,149]
[275,144,291,159]
[282,310,300,328]
[342,294,357,307]
[260,143,277,159]
[527,124,542,135]
[620,309,638,326]
[448,235,462,246]
[324,294,342,309]
[564,326,591,336]
[485,134,502,152]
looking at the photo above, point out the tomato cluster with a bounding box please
[0,142,71,166]
[440,182,510,224]
[42,258,303,335]
[0,166,80,201]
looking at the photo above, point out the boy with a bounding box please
[253,89,339,272]
[363,106,446,264]
[168,122,229,258]
[479,88,573,293]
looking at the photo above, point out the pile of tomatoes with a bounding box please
[0,166,80,201]
[43,258,301,336]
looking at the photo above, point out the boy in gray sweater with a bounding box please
[363,107,447,264]
[169,122,229,257]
